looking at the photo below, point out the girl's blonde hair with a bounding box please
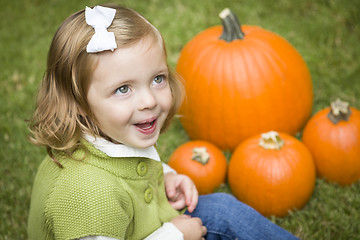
[29,4,184,163]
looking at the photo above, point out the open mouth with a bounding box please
[135,118,157,134]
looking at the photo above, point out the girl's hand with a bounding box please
[164,172,198,213]
[170,215,207,240]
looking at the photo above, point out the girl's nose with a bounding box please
[138,88,157,110]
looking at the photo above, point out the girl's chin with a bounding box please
[108,128,160,148]
[121,136,159,149]
[135,137,159,148]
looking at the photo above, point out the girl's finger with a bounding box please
[202,226,207,236]
[181,178,194,203]
[168,197,186,210]
[186,185,199,213]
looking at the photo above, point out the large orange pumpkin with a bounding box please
[168,140,227,195]
[302,99,360,186]
[228,131,316,217]
[176,8,313,151]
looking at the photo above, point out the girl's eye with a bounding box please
[153,75,165,84]
[115,85,129,95]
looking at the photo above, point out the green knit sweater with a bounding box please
[27,140,180,240]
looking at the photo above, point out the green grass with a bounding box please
[1,0,359,239]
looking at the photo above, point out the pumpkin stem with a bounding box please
[327,98,352,124]
[192,147,210,165]
[259,131,284,150]
[219,8,245,42]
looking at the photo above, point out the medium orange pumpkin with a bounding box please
[176,8,313,151]
[228,131,316,217]
[168,140,227,195]
[302,99,360,186]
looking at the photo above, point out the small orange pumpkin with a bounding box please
[176,8,313,151]
[302,99,360,186]
[228,131,316,217]
[168,140,227,195]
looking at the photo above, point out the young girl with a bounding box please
[28,4,300,240]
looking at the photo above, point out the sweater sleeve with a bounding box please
[78,236,119,240]
[162,163,177,174]
[144,222,184,240]
[47,167,133,240]
[78,223,183,240]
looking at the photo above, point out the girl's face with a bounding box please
[87,37,172,148]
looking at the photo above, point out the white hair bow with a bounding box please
[85,6,117,53]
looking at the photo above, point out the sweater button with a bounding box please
[144,188,153,203]
[137,162,148,177]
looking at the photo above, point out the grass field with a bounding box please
[1,0,359,239]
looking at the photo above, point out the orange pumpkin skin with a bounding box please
[177,22,313,151]
[302,106,360,186]
[228,132,316,217]
[168,140,227,195]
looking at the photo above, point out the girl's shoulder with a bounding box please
[34,153,130,198]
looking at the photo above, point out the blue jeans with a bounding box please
[185,193,299,240]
